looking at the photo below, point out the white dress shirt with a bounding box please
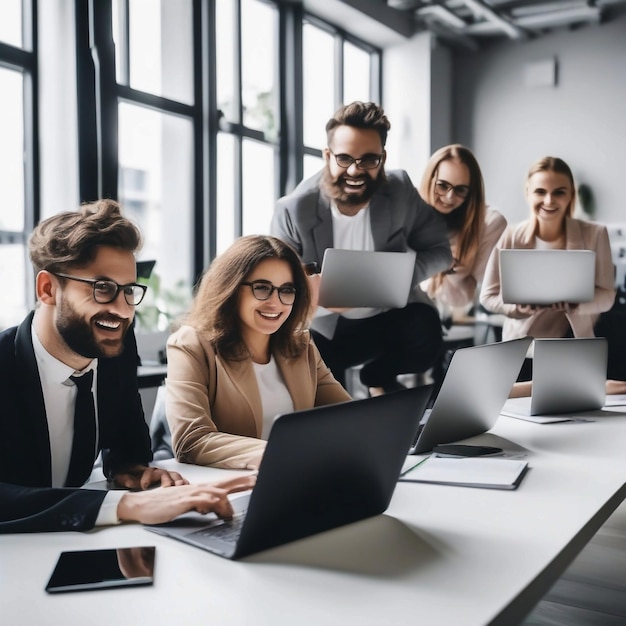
[31,326,122,525]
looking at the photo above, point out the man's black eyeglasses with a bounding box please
[329,150,383,170]
[53,273,148,306]
[241,281,297,305]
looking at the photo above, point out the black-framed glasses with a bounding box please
[434,179,470,199]
[329,150,383,170]
[53,273,148,306]
[241,281,297,305]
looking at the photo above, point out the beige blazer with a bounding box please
[165,325,351,469]
[480,217,616,341]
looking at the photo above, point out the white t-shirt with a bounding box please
[252,356,294,439]
[330,202,383,319]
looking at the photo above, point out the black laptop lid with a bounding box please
[233,385,432,558]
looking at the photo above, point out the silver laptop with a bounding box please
[410,337,532,454]
[147,385,432,560]
[503,338,607,417]
[318,248,416,308]
[499,249,596,305]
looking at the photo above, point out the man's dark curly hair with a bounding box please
[325,101,391,148]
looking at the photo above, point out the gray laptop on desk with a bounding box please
[318,248,417,308]
[410,337,533,454]
[499,249,596,305]
[147,385,432,560]
[503,338,607,417]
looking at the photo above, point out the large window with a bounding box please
[215,0,279,254]
[0,0,37,329]
[75,0,380,330]
[112,0,196,331]
[302,17,380,180]
[74,0,201,332]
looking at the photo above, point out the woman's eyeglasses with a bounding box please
[434,180,470,199]
[241,281,297,305]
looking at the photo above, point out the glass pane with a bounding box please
[118,102,194,332]
[241,0,277,137]
[303,23,335,149]
[0,68,24,231]
[216,132,236,255]
[0,0,22,48]
[303,154,324,183]
[120,0,194,104]
[343,41,371,105]
[215,0,236,123]
[242,139,275,237]
[0,244,27,330]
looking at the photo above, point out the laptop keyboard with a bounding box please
[188,513,246,544]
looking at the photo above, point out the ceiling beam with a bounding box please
[461,0,529,39]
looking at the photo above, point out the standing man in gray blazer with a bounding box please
[271,101,452,395]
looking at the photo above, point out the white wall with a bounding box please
[452,14,626,224]
[383,32,434,185]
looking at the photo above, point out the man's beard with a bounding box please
[321,165,387,206]
[56,298,129,360]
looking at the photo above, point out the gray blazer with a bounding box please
[271,169,453,335]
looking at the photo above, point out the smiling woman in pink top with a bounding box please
[419,144,507,315]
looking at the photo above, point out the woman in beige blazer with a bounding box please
[480,156,615,381]
[166,235,351,470]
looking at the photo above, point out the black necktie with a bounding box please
[65,370,97,487]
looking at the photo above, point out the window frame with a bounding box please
[0,0,39,313]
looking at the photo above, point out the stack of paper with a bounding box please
[399,456,529,490]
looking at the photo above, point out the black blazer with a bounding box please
[0,312,152,532]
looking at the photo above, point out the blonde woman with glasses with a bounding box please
[419,144,507,316]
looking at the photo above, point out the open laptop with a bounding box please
[499,249,596,305]
[502,337,607,418]
[410,337,532,454]
[147,385,432,560]
[317,248,417,308]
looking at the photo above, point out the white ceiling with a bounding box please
[386,0,626,49]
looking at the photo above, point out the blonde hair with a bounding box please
[419,144,486,294]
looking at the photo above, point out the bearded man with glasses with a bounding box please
[272,101,452,396]
[0,200,254,533]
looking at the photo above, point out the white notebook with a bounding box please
[399,456,529,490]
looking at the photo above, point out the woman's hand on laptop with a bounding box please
[116,474,257,525]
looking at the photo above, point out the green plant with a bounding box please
[135,272,191,332]
[578,183,596,218]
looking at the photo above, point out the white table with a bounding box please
[3,406,626,626]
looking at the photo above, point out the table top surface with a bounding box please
[3,403,626,626]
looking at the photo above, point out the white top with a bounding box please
[330,202,382,319]
[535,236,562,250]
[252,356,294,439]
